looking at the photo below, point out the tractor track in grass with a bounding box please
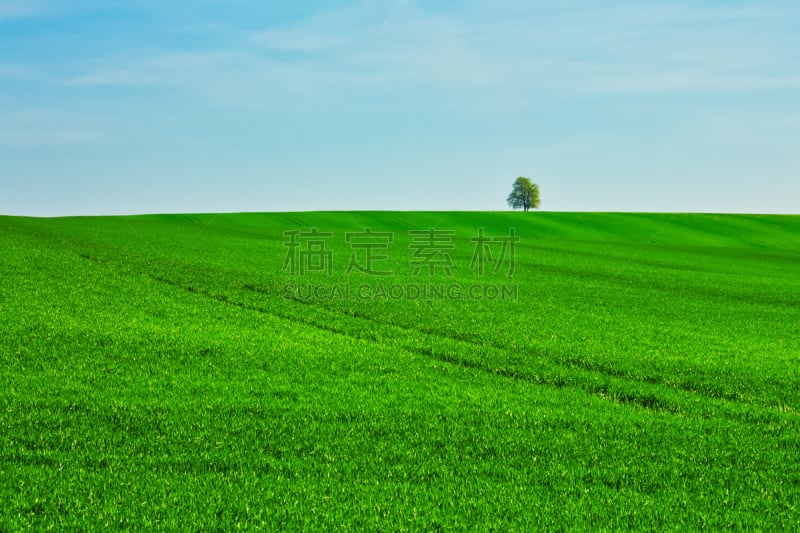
[53,242,797,420]
[23,220,795,424]
[136,267,797,425]
[239,280,778,407]
[145,270,666,405]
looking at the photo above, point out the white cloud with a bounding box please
[68,50,232,87]
[52,0,800,111]
[253,28,343,53]
[241,1,800,97]
[0,0,49,20]
[0,110,100,147]
[0,65,42,81]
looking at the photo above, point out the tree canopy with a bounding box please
[507,177,540,212]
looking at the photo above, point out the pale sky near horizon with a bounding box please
[1,1,799,217]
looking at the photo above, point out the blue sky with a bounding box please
[1,0,799,216]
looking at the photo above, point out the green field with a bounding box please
[1,211,799,529]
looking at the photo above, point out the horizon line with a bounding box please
[3,209,799,219]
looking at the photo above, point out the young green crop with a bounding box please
[1,212,799,529]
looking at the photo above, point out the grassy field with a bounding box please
[1,211,799,529]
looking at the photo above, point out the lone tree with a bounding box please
[507,177,540,212]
